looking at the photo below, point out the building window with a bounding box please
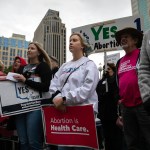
[18,40,23,48]
[13,49,16,56]
[0,37,2,45]
[4,38,9,47]
[11,39,16,47]
[24,41,29,49]
[24,50,27,58]
[9,62,13,66]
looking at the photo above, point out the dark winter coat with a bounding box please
[96,74,119,120]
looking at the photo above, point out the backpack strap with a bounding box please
[50,60,92,102]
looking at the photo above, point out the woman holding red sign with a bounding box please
[49,33,99,150]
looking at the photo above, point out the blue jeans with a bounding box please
[58,147,93,150]
[15,110,43,150]
[122,104,150,150]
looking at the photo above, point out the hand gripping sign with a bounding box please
[42,105,99,149]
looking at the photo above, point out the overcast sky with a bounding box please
[0,0,132,65]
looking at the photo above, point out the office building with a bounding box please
[131,0,150,31]
[0,34,30,68]
[33,9,66,65]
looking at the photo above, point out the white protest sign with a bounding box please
[106,53,120,64]
[6,72,19,82]
[0,79,51,116]
[72,15,144,53]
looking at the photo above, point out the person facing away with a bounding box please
[13,42,52,150]
[96,63,123,150]
[49,32,99,150]
[115,27,150,150]
[138,29,150,116]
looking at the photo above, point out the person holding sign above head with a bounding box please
[115,27,150,150]
[49,33,99,150]
[13,42,52,150]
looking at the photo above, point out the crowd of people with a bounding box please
[0,28,150,150]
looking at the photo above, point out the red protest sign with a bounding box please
[42,105,99,149]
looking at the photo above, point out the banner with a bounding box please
[0,80,51,116]
[72,15,144,53]
[42,105,99,149]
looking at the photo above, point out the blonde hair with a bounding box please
[70,33,90,48]
[28,42,52,69]
[70,33,92,56]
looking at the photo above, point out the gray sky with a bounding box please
[0,0,132,64]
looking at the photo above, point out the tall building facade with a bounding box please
[0,34,30,68]
[131,0,150,31]
[33,9,66,65]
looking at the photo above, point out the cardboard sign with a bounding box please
[0,80,51,116]
[42,105,99,149]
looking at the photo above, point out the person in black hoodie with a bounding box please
[96,63,123,150]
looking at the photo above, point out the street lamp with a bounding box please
[98,63,103,79]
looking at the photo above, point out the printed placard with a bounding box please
[42,105,99,149]
[0,79,51,116]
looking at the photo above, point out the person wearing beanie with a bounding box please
[115,27,150,150]
[12,56,27,73]
[5,57,27,131]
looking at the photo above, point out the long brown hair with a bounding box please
[28,42,52,69]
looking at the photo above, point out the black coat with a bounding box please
[96,74,119,120]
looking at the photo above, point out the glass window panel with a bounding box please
[11,39,16,47]
[4,38,9,47]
